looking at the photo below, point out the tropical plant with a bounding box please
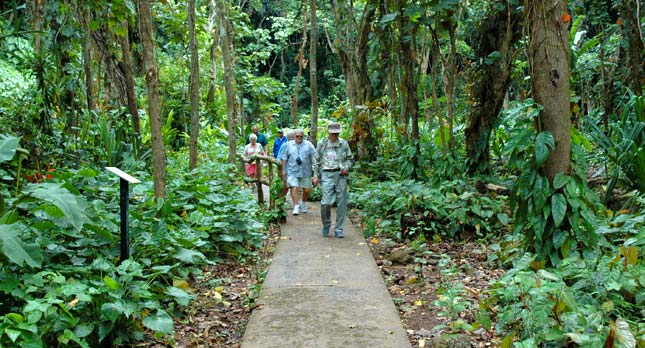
[589,92,645,202]
[505,99,600,265]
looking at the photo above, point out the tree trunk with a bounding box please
[396,0,420,178]
[218,0,239,164]
[138,0,167,199]
[527,0,572,182]
[188,0,200,170]
[331,0,377,162]
[620,0,644,96]
[79,4,95,112]
[309,0,319,146]
[206,20,220,107]
[119,21,141,136]
[292,8,308,127]
[442,24,457,149]
[465,1,521,173]
[92,28,128,108]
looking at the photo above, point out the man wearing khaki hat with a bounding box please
[312,122,353,238]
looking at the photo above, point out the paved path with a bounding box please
[241,200,411,348]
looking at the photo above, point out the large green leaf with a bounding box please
[552,173,570,190]
[0,134,20,163]
[142,309,174,334]
[535,132,554,167]
[28,183,89,231]
[0,223,43,267]
[551,193,567,228]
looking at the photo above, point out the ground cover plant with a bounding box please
[0,134,270,347]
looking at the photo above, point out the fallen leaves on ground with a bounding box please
[368,236,506,347]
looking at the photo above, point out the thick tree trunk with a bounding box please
[218,0,239,164]
[188,0,200,169]
[93,28,128,107]
[119,21,141,136]
[332,0,377,162]
[527,0,572,182]
[465,2,521,173]
[309,0,319,146]
[138,0,167,199]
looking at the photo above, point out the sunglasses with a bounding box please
[295,135,303,138]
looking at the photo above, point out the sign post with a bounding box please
[106,167,141,263]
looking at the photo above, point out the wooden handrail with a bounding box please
[238,153,285,214]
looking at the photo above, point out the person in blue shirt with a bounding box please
[245,125,268,149]
[273,129,288,158]
[280,129,316,216]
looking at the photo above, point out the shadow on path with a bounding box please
[241,199,411,348]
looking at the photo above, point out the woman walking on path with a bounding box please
[244,133,265,182]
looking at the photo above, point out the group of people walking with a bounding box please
[247,122,352,238]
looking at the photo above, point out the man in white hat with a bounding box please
[312,122,353,238]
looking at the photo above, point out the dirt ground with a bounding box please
[148,217,505,348]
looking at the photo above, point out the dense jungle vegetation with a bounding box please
[0,0,644,347]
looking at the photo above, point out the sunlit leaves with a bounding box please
[0,134,20,163]
[0,223,43,267]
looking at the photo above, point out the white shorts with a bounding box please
[287,176,312,189]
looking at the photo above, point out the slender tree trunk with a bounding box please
[218,0,238,163]
[396,0,420,178]
[309,0,319,146]
[527,0,572,182]
[465,1,521,173]
[431,42,447,157]
[30,0,51,134]
[207,20,220,106]
[119,21,141,136]
[79,5,95,112]
[443,24,457,149]
[188,0,200,169]
[292,8,308,127]
[138,0,167,199]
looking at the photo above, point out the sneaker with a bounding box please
[334,229,344,238]
[292,205,299,215]
[300,203,308,213]
[322,226,330,237]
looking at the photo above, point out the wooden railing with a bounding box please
[238,153,284,210]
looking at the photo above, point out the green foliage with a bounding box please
[504,99,600,265]
[350,179,509,240]
[489,244,644,347]
[589,93,645,202]
[0,141,265,347]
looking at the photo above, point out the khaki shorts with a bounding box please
[287,176,312,189]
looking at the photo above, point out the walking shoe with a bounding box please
[300,203,308,213]
[334,229,344,238]
[322,225,330,237]
[292,205,299,215]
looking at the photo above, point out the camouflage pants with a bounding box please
[320,171,348,231]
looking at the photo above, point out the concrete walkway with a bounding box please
[241,200,411,348]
